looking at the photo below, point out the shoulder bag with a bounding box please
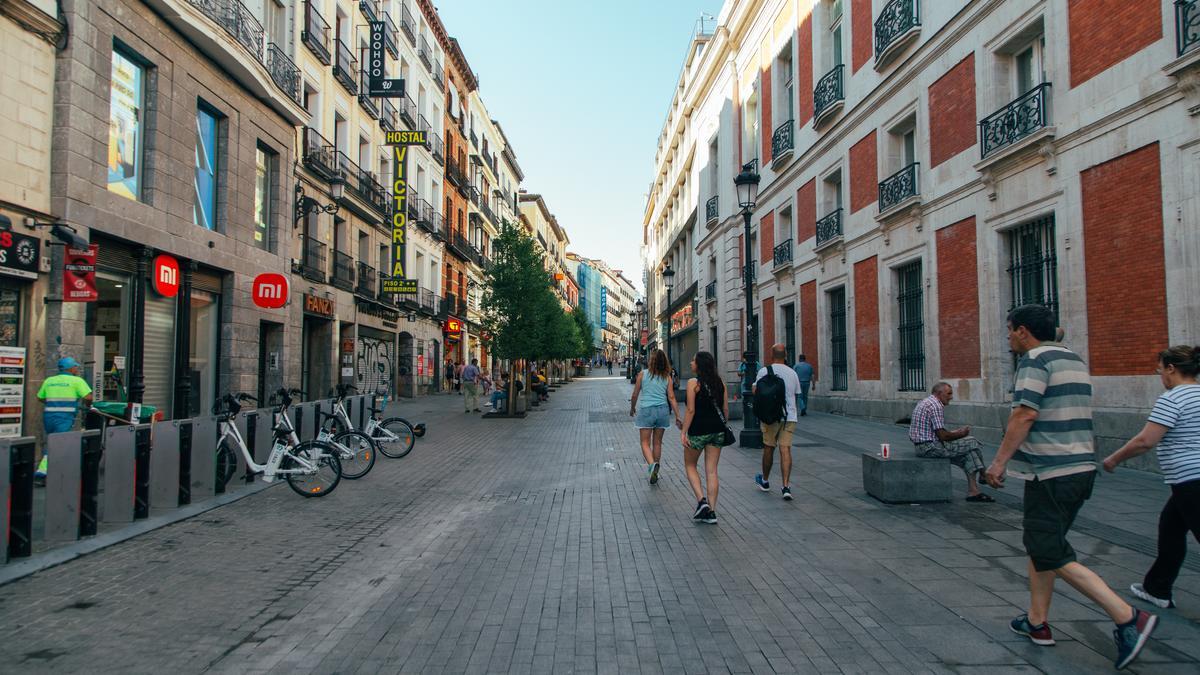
[701,381,736,447]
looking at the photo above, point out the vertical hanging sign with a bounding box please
[367,22,405,98]
[381,130,426,295]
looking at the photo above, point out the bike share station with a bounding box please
[1,392,380,569]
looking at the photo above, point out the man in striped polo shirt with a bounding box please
[985,304,1156,669]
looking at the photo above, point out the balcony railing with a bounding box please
[479,199,497,225]
[470,130,478,148]
[301,0,330,65]
[814,64,845,124]
[448,231,474,262]
[1178,1,1200,56]
[356,262,377,298]
[979,82,1051,159]
[380,98,397,132]
[771,119,794,160]
[467,185,481,206]
[418,35,432,70]
[432,67,445,91]
[419,288,438,315]
[188,0,263,58]
[446,160,466,188]
[302,127,339,181]
[358,70,380,119]
[358,0,378,22]
[704,280,717,302]
[874,0,920,63]
[338,154,388,217]
[408,192,422,223]
[333,38,357,94]
[264,43,302,104]
[430,132,444,164]
[431,209,446,240]
[332,250,355,291]
[815,208,844,248]
[705,196,719,224]
[301,236,327,282]
[400,5,416,45]
[417,114,431,145]
[383,12,399,58]
[773,239,793,268]
[878,162,920,212]
[395,279,419,309]
[398,94,416,128]
[414,198,434,233]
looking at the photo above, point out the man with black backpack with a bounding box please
[753,343,802,500]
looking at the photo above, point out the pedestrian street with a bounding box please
[1,373,1198,674]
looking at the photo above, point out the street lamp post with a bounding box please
[634,298,645,382]
[735,161,763,448]
[662,264,675,380]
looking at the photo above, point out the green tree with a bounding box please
[571,306,595,360]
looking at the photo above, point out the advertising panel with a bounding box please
[0,346,26,438]
[381,130,427,296]
[63,245,98,302]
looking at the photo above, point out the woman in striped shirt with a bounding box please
[1103,345,1200,609]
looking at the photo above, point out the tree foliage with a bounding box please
[481,221,553,362]
[571,306,595,360]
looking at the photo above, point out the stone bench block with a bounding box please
[862,452,952,504]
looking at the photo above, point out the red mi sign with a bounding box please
[252,273,289,309]
[152,254,180,297]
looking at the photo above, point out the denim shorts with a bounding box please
[635,404,672,429]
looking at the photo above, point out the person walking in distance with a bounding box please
[444,359,455,394]
[35,357,94,486]
[792,353,813,417]
[754,344,802,500]
[461,358,481,413]
[679,351,728,524]
[607,359,613,375]
[985,304,1156,669]
[630,349,681,485]
[1103,345,1200,610]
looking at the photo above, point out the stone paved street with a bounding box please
[1,373,1198,674]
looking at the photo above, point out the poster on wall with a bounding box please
[107,51,143,200]
[64,244,98,302]
[0,346,26,438]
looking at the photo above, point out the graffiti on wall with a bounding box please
[355,335,395,397]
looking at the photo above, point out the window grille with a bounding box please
[896,261,925,391]
[829,287,848,391]
[1006,215,1058,321]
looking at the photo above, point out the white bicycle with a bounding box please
[329,384,423,459]
[214,389,342,497]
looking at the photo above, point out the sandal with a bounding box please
[965,493,995,503]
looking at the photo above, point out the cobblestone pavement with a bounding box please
[1,373,1198,674]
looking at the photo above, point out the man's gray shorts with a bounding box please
[914,437,985,476]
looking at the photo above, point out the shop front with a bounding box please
[443,317,464,387]
[668,299,699,381]
[85,238,224,420]
[301,292,335,401]
[0,229,43,438]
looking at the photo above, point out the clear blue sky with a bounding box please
[433,0,724,294]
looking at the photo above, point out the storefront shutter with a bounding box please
[143,286,176,416]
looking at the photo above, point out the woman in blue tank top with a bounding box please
[630,349,681,485]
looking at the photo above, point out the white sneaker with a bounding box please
[1130,583,1174,609]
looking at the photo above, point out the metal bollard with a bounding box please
[293,404,306,443]
[177,421,193,505]
[103,425,136,524]
[80,432,102,537]
[253,409,272,465]
[134,426,151,519]
[243,412,257,484]
[44,430,102,542]
[2,439,35,562]
[190,416,218,500]
[149,420,181,513]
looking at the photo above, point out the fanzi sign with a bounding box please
[381,130,427,296]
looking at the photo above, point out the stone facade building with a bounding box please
[643,0,1200,467]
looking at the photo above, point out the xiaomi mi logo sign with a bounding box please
[253,273,289,309]
[152,254,180,297]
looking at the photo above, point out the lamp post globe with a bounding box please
[735,162,763,448]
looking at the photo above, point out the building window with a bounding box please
[782,303,796,365]
[1014,35,1046,96]
[896,260,925,391]
[829,286,848,390]
[829,0,844,68]
[254,144,276,251]
[194,105,220,230]
[108,48,146,201]
[1006,215,1058,319]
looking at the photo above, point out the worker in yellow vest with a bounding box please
[34,357,93,485]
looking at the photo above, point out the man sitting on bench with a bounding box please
[910,381,993,502]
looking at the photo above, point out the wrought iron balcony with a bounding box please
[431,209,447,240]
[358,0,378,23]
[418,34,432,71]
[430,132,445,164]
[705,195,719,223]
[333,38,358,94]
[704,280,717,302]
[874,0,921,64]
[302,127,339,181]
[408,191,422,222]
[414,198,434,233]
[383,12,399,58]
[187,0,263,59]
[400,5,416,45]
[479,199,497,225]
[358,70,380,119]
[332,250,355,291]
[447,231,474,262]
[979,82,1051,159]
[1177,0,1199,56]
[432,68,445,91]
[398,94,416,128]
[446,160,466,188]
[356,262,377,298]
[771,119,794,161]
[264,43,301,104]
[878,162,920,213]
[380,98,397,132]
[815,208,844,248]
[741,264,757,287]
[301,0,330,65]
[395,279,420,309]
[336,152,387,217]
[470,130,478,148]
[301,235,327,282]
[814,64,845,125]
[419,288,438,315]
[467,185,481,206]
[417,114,432,151]
[773,239,793,268]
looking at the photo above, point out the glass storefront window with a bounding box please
[85,273,132,401]
[107,49,145,201]
[194,106,219,230]
[188,290,219,417]
[254,145,273,251]
[0,286,19,347]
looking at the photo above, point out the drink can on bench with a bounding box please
[880,443,890,459]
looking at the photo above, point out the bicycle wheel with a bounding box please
[375,417,416,458]
[333,430,376,479]
[283,440,342,497]
[216,439,238,489]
